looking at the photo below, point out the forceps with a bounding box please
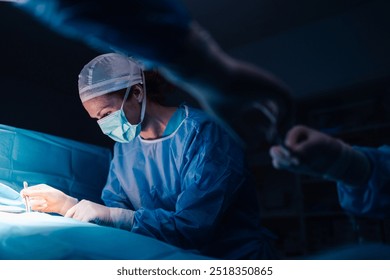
[23,181,31,213]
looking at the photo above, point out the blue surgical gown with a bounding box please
[337,145,390,218]
[101,105,274,259]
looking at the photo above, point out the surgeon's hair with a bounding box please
[141,70,175,105]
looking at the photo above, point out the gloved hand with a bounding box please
[20,184,78,216]
[65,200,134,230]
[269,125,371,186]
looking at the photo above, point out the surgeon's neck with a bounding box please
[140,102,177,140]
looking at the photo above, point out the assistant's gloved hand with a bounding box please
[269,125,371,186]
[65,200,134,230]
[20,184,78,216]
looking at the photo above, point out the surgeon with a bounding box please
[21,53,276,260]
[269,125,390,218]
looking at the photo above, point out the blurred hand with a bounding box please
[65,200,134,229]
[20,184,78,216]
[269,125,344,177]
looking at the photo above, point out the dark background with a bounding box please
[1,0,390,258]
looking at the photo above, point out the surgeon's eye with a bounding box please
[101,112,111,118]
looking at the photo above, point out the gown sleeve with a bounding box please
[337,145,390,218]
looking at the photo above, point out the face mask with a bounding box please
[97,84,146,143]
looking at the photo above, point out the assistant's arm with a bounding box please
[15,0,291,145]
[337,145,390,218]
[270,126,390,218]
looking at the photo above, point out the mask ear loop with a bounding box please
[120,85,132,110]
[139,70,147,123]
[121,58,147,124]
[120,57,135,111]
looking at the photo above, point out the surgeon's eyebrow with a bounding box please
[95,106,111,120]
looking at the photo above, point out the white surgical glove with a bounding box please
[269,125,371,186]
[20,184,78,216]
[65,200,134,230]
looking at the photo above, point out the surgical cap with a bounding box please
[78,53,143,103]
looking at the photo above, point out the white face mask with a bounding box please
[97,85,146,143]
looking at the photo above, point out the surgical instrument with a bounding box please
[23,181,31,213]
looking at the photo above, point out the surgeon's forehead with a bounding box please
[94,89,127,104]
[83,90,125,117]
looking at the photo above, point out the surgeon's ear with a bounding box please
[132,84,144,103]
